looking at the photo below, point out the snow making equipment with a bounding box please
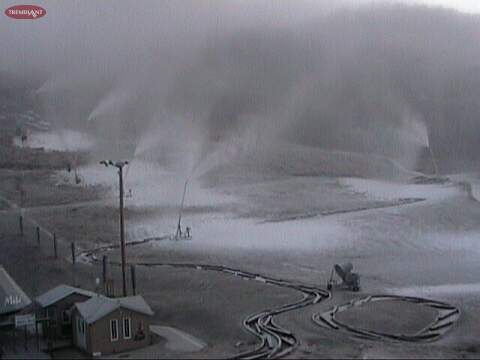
[174,178,192,240]
[327,263,360,292]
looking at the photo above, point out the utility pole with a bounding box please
[100,160,129,296]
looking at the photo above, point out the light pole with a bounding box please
[100,160,129,297]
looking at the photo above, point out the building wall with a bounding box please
[88,308,151,356]
[72,309,89,351]
[40,293,92,340]
[72,309,86,350]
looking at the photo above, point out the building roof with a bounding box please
[0,265,31,315]
[75,295,154,324]
[35,284,97,308]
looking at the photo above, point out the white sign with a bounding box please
[15,313,35,328]
[4,295,22,306]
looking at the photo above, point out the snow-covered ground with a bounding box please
[338,177,458,202]
[7,139,480,357]
[423,231,480,255]
[387,283,480,297]
[133,213,349,252]
[71,159,236,209]
[127,176,464,253]
[14,130,95,152]
[74,158,478,259]
[72,155,480,308]
[449,173,480,202]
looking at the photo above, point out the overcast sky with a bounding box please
[2,0,480,170]
[397,0,480,13]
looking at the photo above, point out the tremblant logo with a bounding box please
[5,4,46,19]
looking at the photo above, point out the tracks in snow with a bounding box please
[313,295,460,342]
[138,263,331,359]
[79,241,460,358]
[79,243,330,359]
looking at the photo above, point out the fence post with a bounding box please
[36,321,39,351]
[131,265,136,296]
[71,243,76,264]
[53,233,58,259]
[23,325,27,351]
[105,279,114,297]
[12,325,16,350]
[36,226,40,246]
[102,255,108,290]
[71,242,76,287]
[19,215,23,236]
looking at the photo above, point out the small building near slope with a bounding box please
[35,284,97,339]
[72,295,154,356]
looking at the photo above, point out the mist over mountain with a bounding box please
[2,2,480,174]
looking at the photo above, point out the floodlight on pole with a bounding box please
[100,159,129,296]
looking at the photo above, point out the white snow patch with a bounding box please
[339,177,457,202]
[150,325,206,352]
[470,183,480,202]
[449,173,480,202]
[387,283,480,297]
[132,212,350,252]
[14,130,94,152]
[77,160,235,208]
[424,232,480,254]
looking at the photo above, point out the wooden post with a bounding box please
[53,320,57,350]
[71,242,76,287]
[19,215,23,236]
[71,243,75,264]
[36,227,40,246]
[131,265,136,296]
[106,279,114,298]
[47,339,52,357]
[35,321,39,351]
[12,325,16,351]
[53,233,58,259]
[24,325,27,350]
[102,255,108,290]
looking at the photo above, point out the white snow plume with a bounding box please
[4,2,480,177]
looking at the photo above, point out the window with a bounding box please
[123,318,131,339]
[110,319,118,341]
